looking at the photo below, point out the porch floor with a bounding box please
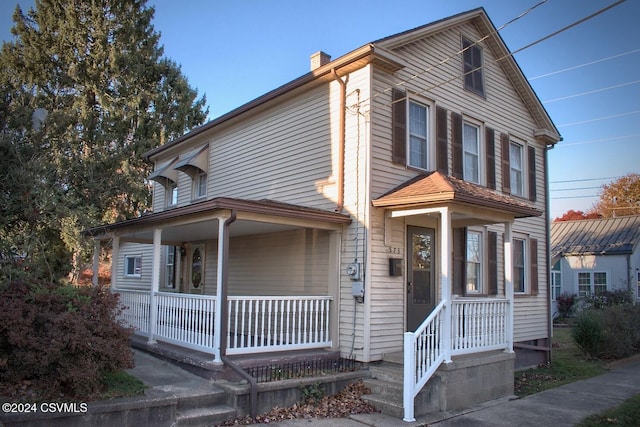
[130,334,341,381]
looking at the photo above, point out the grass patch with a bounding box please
[576,393,640,427]
[98,370,146,400]
[514,327,607,397]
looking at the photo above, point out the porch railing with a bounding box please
[115,290,332,355]
[227,296,332,355]
[403,298,510,421]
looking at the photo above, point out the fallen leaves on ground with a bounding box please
[220,380,378,425]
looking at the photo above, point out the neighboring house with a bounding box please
[85,8,560,421]
[550,215,640,314]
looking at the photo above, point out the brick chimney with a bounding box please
[310,51,331,71]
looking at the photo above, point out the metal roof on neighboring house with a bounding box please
[550,215,640,262]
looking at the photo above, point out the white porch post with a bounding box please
[214,216,227,362]
[148,228,162,345]
[92,239,100,287]
[504,222,514,353]
[111,236,119,290]
[440,207,453,363]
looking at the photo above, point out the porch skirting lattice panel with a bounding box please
[116,290,332,355]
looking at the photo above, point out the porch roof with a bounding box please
[372,171,542,218]
[83,197,352,238]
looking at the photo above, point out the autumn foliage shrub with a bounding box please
[0,279,134,399]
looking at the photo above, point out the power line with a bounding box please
[529,48,640,80]
[542,79,640,103]
[382,0,628,105]
[551,186,602,191]
[557,134,640,147]
[557,110,640,127]
[371,0,550,101]
[550,176,621,184]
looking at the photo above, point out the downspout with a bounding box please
[544,143,554,364]
[218,210,258,420]
[332,68,346,213]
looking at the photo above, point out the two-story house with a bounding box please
[85,8,560,421]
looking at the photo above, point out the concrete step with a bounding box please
[368,362,403,383]
[176,387,228,411]
[175,405,237,426]
[360,392,404,419]
[362,377,403,398]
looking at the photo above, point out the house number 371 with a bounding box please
[387,247,401,254]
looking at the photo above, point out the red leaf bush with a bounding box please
[0,280,134,400]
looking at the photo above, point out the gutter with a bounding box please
[217,210,258,420]
[331,68,346,213]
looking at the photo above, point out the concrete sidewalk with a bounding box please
[258,358,640,427]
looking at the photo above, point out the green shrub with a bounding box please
[0,279,134,400]
[573,304,640,360]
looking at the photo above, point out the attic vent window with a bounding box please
[462,37,485,96]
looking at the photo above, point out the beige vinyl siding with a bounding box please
[367,22,550,353]
[116,242,154,291]
[208,82,339,212]
[227,229,330,296]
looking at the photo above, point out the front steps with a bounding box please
[361,350,515,419]
[361,353,442,419]
[174,386,236,426]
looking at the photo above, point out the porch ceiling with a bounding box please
[372,171,542,221]
[83,197,352,243]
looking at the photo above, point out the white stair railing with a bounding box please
[403,300,446,422]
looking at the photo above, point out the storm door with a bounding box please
[189,244,205,294]
[407,226,436,331]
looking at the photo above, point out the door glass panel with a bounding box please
[412,232,432,305]
[192,248,202,288]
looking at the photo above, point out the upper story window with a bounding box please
[409,101,430,169]
[166,182,178,207]
[194,171,207,199]
[462,37,484,96]
[463,122,480,183]
[509,141,524,197]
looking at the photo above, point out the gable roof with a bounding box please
[372,171,542,218]
[146,8,560,160]
[551,215,640,260]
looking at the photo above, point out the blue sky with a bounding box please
[2,0,639,218]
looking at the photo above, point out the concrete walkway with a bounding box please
[259,358,640,427]
[128,349,640,427]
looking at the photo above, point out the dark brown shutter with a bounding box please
[528,146,537,202]
[487,231,497,295]
[451,112,463,179]
[486,127,496,190]
[436,107,448,174]
[501,133,511,194]
[453,227,466,296]
[391,89,406,165]
[530,238,538,296]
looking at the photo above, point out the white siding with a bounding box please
[116,242,154,291]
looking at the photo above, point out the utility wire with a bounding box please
[551,176,621,183]
[557,134,640,147]
[529,48,640,80]
[542,79,640,103]
[371,0,550,101]
[557,110,640,127]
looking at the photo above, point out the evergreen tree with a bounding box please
[0,0,208,281]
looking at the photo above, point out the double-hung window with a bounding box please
[409,101,429,169]
[194,171,207,199]
[551,262,562,300]
[513,238,526,293]
[462,37,484,96]
[510,142,524,197]
[463,122,480,183]
[578,271,608,296]
[166,182,178,207]
[466,230,482,293]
